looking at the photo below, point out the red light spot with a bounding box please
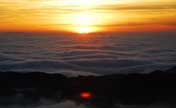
[80,92,92,99]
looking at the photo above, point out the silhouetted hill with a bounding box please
[0,66,176,107]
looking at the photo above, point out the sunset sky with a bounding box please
[0,0,176,33]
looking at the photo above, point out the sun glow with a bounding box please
[61,0,102,7]
[1,0,176,32]
[74,27,95,33]
[68,12,100,33]
[74,14,94,26]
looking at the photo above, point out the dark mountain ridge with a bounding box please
[0,66,176,107]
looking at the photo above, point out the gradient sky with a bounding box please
[0,0,176,33]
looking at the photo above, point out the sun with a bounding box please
[75,27,92,34]
[68,12,99,33]
[55,4,104,33]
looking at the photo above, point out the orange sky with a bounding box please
[0,0,176,33]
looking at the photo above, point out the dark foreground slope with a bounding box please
[0,67,176,107]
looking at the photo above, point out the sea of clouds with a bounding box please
[0,32,176,76]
